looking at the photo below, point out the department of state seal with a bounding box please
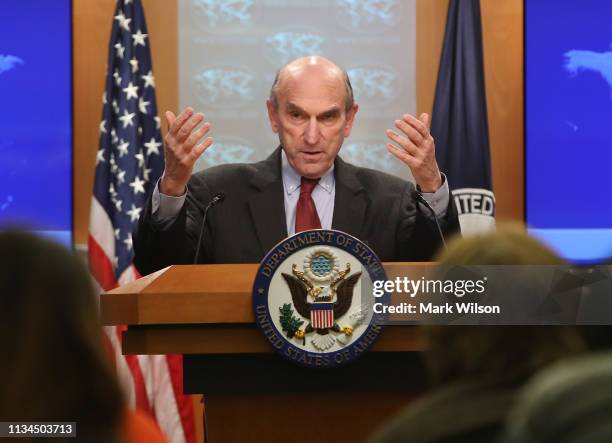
[253,230,389,368]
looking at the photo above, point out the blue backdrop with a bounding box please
[526,0,612,262]
[0,0,72,245]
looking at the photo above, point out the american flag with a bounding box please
[88,1,195,442]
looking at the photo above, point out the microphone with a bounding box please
[193,193,225,264]
[414,191,447,250]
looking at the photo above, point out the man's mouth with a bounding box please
[301,151,323,157]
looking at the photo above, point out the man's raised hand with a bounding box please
[386,113,442,193]
[159,107,213,196]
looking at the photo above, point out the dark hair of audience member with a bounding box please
[0,231,124,437]
[425,227,586,387]
[501,353,612,443]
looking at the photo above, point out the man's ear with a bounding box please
[343,102,359,137]
[266,99,279,133]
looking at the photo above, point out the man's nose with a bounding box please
[304,117,320,145]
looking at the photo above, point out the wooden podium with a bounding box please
[101,264,427,443]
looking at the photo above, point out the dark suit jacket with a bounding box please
[133,147,460,275]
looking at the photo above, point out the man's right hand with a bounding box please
[159,107,213,196]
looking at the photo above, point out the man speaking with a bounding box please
[133,56,459,275]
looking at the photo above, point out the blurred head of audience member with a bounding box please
[425,227,584,387]
[371,227,585,443]
[0,231,167,443]
[500,353,612,443]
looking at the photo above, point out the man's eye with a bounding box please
[290,112,302,119]
[319,114,337,122]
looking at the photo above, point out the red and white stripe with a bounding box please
[89,196,194,443]
[311,308,334,329]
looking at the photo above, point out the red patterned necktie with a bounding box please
[295,177,322,233]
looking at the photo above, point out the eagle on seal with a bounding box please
[281,263,362,339]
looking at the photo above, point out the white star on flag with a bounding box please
[116,169,126,184]
[114,42,125,59]
[129,57,139,73]
[96,149,105,165]
[100,120,107,133]
[141,70,155,88]
[114,11,132,31]
[109,155,118,174]
[135,151,145,167]
[123,234,133,251]
[113,69,122,86]
[138,97,150,114]
[154,116,160,129]
[114,11,126,25]
[132,29,148,46]
[119,109,135,128]
[117,139,129,157]
[126,204,143,222]
[123,82,139,100]
[144,137,161,156]
[143,167,152,182]
[129,176,146,195]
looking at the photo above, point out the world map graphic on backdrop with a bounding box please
[347,64,401,107]
[264,28,328,66]
[334,0,400,33]
[192,0,256,28]
[564,44,612,100]
[0,54,23,75]
[193,136,257,172]
[341,140,401,176]
[193,64,257,108]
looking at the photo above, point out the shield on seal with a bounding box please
[309,302,334,329]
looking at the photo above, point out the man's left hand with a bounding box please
[386,113,442,192]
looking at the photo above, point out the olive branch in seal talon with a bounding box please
[279,303,305,345]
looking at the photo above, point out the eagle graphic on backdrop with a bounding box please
[280,248,363,351]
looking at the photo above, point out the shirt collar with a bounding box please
[281,149,335,196]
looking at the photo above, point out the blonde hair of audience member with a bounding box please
[425,226,585,386]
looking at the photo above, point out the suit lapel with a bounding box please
[332,156,367,240]
[248,147,288,255]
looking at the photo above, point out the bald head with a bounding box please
[269,56,354,112]
[265,56,359,178]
